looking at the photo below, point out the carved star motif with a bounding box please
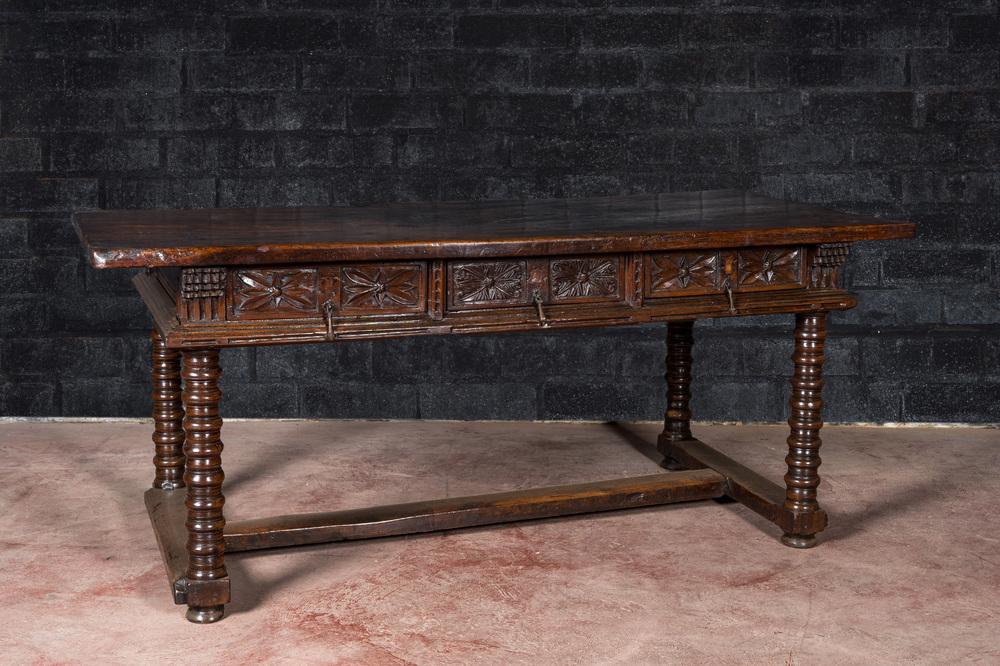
[342,266,419,308]
[651,253,719,291]
[551,258,618,298]
[236,270,317,311]
[454,262,524,303]
[739,248,800,286]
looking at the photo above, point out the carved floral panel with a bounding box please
[550,257,620,301]
[232,268,319,317]
[340,264,423,311]
[450,261,527,307]
[738,248,802,287]
[648,252,721,294]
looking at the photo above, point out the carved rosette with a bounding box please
[233,269,319,316]
[181,268,226,322]
[809,243,850,289]
[738,248,802,287]
[649,253,720,293]
[550,257,619,300]
[453,261,526,305]
[341,265,421,310]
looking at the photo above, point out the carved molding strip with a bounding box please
[809,243,850,289]
[550,257,620,300]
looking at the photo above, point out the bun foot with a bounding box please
[186,605,225,624]
[780,532,818,549]
[660,457,686,471]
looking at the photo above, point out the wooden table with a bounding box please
[75,190,914,624]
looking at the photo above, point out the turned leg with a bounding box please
[657,320,695,470]
[152,329,185,490]
[181,348,229,623]
[781,312,828,549]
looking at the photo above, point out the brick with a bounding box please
[821,378,902,423]
[530,53,641,89]
[955,205,1000,243]
[303,55,410,91]
[234,96,276,130]
[903,382,1000,423]
[958,128,1000,167]
[898,205,958,243]
[0,56,63,92]
[840,12,948,49]
[0,218,30,257]
[0,382,57,417]
[372,336,501,380]
[117,17,225,52]
[466,94,573,129]
[123,96,231,132]
[216,381,299,419]
[165,137,225,172]
[228,16,339,53]
[577,93,687,129]
[511,134,625,168]
[67,56,181,92]
[438,174,537,202]
[950,13,999,51]
[784,172,895,205]
[277,135,355,169]
[218,178,330,207]
[414,52,529,90]
[573,14,678,48]
[458,14,566,48]
[104,178,216,209]
[912,52,1000,88]
[0,138,42,172]
[540,379,663,420]
[852,132,957,168]
[644,51,751,89]
[0,177,98,212]
[188,56,296,92]
[398,133,505,168]
[0,257,79,296]
[942,287,1000,324]
[1,96,115,132]
[0,296,46,334]
[624,134,674,166]
[51,136,160,172]
[275,95,347,130]
[3,337,123,378]
[83,263,140,294]
[689,378,785,423]
[301,382,419,419]
[0,19,113,52]
[738,132,848,167]
[270,0,375,8]
[745,333,860,377]
[936,172,1000,204]
[330,172,440,206]
[344,16,453,51]
[499,332,621,379]
[881,246,991,287]
[29,217,79,255]
[693,92,801,126]
[62,380,150,417]
[48,295,151,333]
[925,90,1000,124]
[419,383,537,420]
[350,94,462,130]
[789,53,907,88]
[808,92,913,126]
[257,343,371,381]
[684,14,834,49]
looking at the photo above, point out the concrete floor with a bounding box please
[1,420,997,665]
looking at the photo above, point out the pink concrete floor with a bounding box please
[1,420,998,665]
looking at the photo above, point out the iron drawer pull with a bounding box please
[532,289,548,327]
[323,300,337,340]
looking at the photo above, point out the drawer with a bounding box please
[225,263,427,320]
[646,246,804,298]
[447,255,626,311]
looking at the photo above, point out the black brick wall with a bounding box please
[1,1,997,424]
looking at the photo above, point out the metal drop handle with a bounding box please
[724,279,737,315]
[323,300,337,340]
[532,289,548,327]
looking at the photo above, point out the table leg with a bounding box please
[781,312,828,549]
[657,320,696,470]
[151,329,185,490]
[181,348,229,623]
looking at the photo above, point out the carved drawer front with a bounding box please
[736,246,803,290]
[337,263,426,314]
[230,267,321,320]
[646,251,724,297]
[548,255,623,303]
[448,259,530,310]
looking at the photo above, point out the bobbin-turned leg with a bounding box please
[657,320,696,470]
[151,329,185,490]
[781,312,828,549]
[181,348,229,623]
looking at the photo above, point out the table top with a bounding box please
[75,190,914,268]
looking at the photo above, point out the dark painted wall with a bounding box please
[1,1,997,423]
